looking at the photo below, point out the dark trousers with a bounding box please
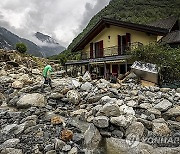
[41,77,52,91]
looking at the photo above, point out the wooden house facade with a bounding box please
[65,17,179,79]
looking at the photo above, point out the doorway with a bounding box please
[112,64,118,77]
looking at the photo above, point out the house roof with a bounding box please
[148,16,179,31]
[72,18,169,52]
[160,30,180,44]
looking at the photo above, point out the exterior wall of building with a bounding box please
[82,25,160,58]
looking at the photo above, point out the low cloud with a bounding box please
[0,0,110,47]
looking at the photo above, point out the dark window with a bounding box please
[118,33,131,55]
[95,40,104,58]
[127,64,132,72]
[120,64,126,74]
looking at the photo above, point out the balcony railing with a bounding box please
[81,42,143,60]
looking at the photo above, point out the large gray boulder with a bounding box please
[67,90,81,104]
[0,148,23,154]
[1,124,18,134]
[106,137,154,154]
[106,137,180,154]
[154,99,172,111]
[125,122,144,139]
[0,138,20,149]
[82,71,91,81]
[84,124,102,150]
[81,82,92,91]
[164,105,180,118]
[16,93,45,108]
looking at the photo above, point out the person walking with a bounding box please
[41,65,53,92]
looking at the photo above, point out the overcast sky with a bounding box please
[0,0,110,47]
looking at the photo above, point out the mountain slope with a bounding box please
[0,27,42,57]
[35,32,65,57]
[68,0,180,51]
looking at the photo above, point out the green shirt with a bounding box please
[43,65,52,77]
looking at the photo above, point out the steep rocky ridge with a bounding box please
[0,27,43,57]
[35,32,65,57]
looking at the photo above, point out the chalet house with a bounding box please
[65,16,180,79]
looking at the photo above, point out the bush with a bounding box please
[59,54,67,66]
[131,43,180,86]
[16,43,27,53]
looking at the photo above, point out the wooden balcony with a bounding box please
[81,42,143,60]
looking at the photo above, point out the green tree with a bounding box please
[59,54,67,66]
[16,42,27,53]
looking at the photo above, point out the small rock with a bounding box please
[160,88,171,93]
[51,116,64,125]
[62,144,71,152]
[119,104,135,115]
[110,115,135,128]
[73,133,84,144]
[140,103,153,109]
[12,80,24,89]
[147,108,161,116]
[54,138,65,150]
[93,116,109,128]
[100,103,120,117]
[111,130,123,138]
[71,109,87,117]
[83,71,92,81]
[46,150,56,154]
[49,93,64,100]
[68,147,78,154]
[72,79,81,88]
[44,144,54,152]
[127,100,137,107]
[152,121,171,135]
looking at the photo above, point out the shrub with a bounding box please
[16,43,27,53]
[131,43,180,86]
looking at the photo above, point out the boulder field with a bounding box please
[0,50,180,154]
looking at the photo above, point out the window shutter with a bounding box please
[118,35,122,55]
[126,33,131,46]
[90,43,93,58]
[99,40,103,57]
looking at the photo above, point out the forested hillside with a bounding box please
[50,0,180,62]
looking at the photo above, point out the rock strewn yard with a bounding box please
[0,50,180,154]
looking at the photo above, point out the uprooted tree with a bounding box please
[131,43,180,87]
